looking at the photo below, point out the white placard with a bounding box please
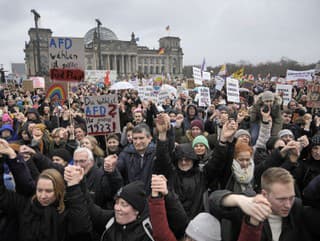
[202,71,211,80]
[85,70,117,83]
[286,69,315,81]
[193,67,203,85]
[276,84,292,105]
[198,87,211,107]
[215,76,225,91]
[226,77,240,103]
[84,94,120,135]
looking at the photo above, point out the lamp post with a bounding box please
[31,9,41,76]
[95,19,102,70]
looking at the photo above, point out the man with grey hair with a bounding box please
[74,147,122,208]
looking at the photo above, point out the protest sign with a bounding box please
[85,70,117,83]
[84,94,120,135]
[198,87,211,107]
[49,37,85,82]
[286,69,315,81]
[22,80,33,91]
[215,76,225,91]
[226,77,240,103]
[307,84,320,108]
[193,67,202,85]
[157,90,170,104]
[276,84,292,105]
[30,76,45,89]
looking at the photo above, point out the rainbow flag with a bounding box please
[158,48,165,55]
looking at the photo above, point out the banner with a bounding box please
[276,84,292,105]
[84,95,120,135]
[307,84,320,108]
[198,87,211,107]
[30,76,45,89]
[226,77,240,103]
[85,70,117,83]
[49,37,85,82]
[286,69,315,81]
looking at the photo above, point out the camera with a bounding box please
[262,105,269,113]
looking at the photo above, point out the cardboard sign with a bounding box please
[84,94,120,135]
[22,80,33,91]
[307,84,320,108]
[276,84,292,105]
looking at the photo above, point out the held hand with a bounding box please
[156,114,170,134]
[175,114,184,128]
[19,145,36,155]
[151,174,168,197]
[64,165,84,186]
[260,105,271,122]
[0,139,16,159]
[104,154,118,173]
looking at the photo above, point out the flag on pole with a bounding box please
[165,25,170,31]
[218,64,227,76]
[158,48,165,55]
[231,67,244,80]
[200,58,206,77]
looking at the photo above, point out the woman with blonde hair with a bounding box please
[80,135,105,167]
[0,138,91,241]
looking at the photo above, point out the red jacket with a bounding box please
[148,197,177,241]
[237,218,262,241]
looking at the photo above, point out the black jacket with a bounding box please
[209,190,311,241]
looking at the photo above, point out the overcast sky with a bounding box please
[1,0,319,72]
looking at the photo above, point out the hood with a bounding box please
[0,124,13,133]
[174,143,198,164]
[186,104,198,118]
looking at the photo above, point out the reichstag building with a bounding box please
[24,26,184,79]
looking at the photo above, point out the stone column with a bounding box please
[106,55,110,70]
[113,55,117,71]
[127,55,131,75]
[121,55,125,76]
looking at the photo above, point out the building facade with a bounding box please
[24,27,184,79]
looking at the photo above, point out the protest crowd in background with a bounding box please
[1,68,320,241]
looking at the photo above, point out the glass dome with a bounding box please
[84,27,118,44]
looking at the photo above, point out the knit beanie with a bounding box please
[234,129,251,139]
[311,135,320,147]
[185,212,221,241]
[278,129,294,138]
[115,181,146,214]
[50,148,72,163]
[261,91,274,102]
[191,119,204,131]
[192,135,209,149]
[2,113,13,125]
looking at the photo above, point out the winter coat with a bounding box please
[89,203,154,241]
[209,190,311,241]
[0,163,91,241]
[117,142,156,194]
[237,218,262,241]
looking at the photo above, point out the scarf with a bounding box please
[232,158,254,185]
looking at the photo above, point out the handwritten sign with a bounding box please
[84,95,120,135]
[276,84,292,105]
[49,37,85,82]
[85,70,117,83]
[226,77,240,103]
[30,76,45,89]
[198,87,211,107]
[307,84,320,108]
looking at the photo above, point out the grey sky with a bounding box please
[1,0,319,72]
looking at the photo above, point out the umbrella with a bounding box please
[239,87,250,92]
[109,81,135,90]
[160,84,177,97]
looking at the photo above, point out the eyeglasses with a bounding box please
[74,159,87,164]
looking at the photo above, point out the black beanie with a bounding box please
[115,181,146,214]
[50,148,72,163]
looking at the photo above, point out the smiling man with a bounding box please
[116,123,156,194]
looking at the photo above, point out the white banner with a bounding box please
[286,69,315,81]
[198,87,211,107]
[85,70,117,83]
[226,77,240,103]
[84,94,120,135]
[202,71,211,80]
[276,84,292,105]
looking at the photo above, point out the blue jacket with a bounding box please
[117,142,156,194]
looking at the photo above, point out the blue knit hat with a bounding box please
[192,135,209,149]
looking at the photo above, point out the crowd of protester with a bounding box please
[0,77,320,241]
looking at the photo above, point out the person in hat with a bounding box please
[155,113,233,218]
[192,135,211,170]
[88,181,154,241]
[250,90,282,145]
